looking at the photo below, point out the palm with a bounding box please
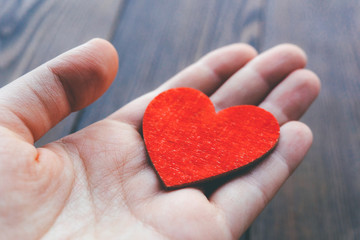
[0,39,320,240]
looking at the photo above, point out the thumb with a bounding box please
[0,38,118,143]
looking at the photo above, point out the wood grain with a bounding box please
[0,0,124,146]
[73,0,266,130]
[3,0,358,239]
[250,1,360,239]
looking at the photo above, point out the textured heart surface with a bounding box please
[143,88,280,188]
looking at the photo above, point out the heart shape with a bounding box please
[143,88,280,188]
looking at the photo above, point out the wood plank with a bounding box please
[250,1,360,239]
[0,0,124,146]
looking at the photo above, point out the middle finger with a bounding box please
[210,44,307,111]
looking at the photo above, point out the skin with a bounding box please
[0,39,320,240]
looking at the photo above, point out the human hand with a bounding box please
[0,39,320,239]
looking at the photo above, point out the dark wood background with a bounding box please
[1,0,359,239]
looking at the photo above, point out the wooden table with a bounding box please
[1,1,359,239]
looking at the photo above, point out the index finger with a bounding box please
[108,44,257,129]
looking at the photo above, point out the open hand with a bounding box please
[0,39,320,239]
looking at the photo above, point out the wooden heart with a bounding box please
[143,88,280,188]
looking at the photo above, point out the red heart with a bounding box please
[143,88,280,188]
